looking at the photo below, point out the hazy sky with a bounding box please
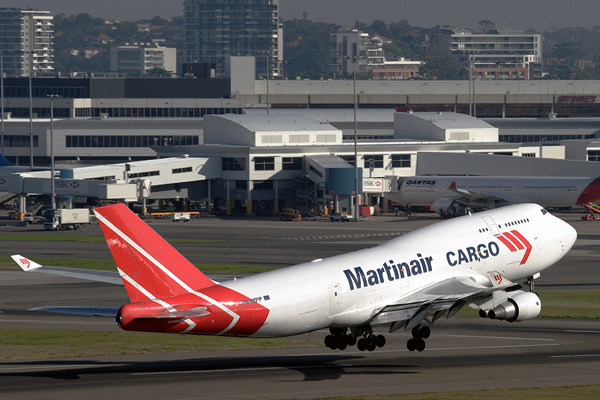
[6,0,600,32]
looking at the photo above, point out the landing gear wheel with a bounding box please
[415,338,426,352]
[357,338,367,351]
[346,335,357,346]
[407,338,417,351]
[324,335,337,350]
[419,326,430,339]
[375,334,386,348]
[367,339,376,352]
[411,326,420,339]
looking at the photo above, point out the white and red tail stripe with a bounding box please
[94,204,216,302]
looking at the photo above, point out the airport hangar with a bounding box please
[5,111,600,216]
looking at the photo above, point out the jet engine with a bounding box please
[488,291,541,322]
[432,198,465,217]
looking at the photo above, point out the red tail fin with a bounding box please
[94,204,215,303]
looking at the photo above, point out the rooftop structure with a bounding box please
[394,111,498,142]
[203,114,342,147]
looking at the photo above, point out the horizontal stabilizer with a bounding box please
[29,306,120,317]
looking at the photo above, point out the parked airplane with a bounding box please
[387,175,600,217]
[13,202,577,352]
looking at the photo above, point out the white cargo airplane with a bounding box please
[387,175,600,217]
[13,202,576,352]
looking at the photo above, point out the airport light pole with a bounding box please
[48,94,60,209]
[344,55,366,221]
[1,51,5,154]
[25,50,37,169]
[464,51,476,117]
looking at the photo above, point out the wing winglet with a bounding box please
[11,255,44,271]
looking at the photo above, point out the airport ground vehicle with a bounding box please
[280,208,302,221]
[43,208,90,230]
[171,212,191,222]
[330,212,351,222]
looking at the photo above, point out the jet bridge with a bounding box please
[303,155,363,212]
[5,156,222,214]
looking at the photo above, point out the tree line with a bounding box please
[50,13,600,80]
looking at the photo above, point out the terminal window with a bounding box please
[391,154,411,168]
[340,155,355,167]
[282,157,303,170]
[66,135,199,148]
[222,157,246,171]
[254,157,275,171]
[253,180,274,190]
[363,155,384,169]
[588,150,600,162]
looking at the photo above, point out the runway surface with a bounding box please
[1,210,599,399]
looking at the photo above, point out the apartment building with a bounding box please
[451,28,542,80]
[0,7,53,77]
[110,43,176,76]
[182,0,282,79]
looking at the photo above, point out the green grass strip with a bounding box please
[280,385,600,400]
[0,233,231,244]
[0,256,285,274]
[0,328,318,361]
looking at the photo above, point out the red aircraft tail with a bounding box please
[94,204,215,303]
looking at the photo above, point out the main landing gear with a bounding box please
[406,324,430,352]
[324,324,432,352]
[324,326,386,352]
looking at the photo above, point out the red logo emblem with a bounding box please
[493,274,503,284]
[70,182,79,188]
[0,178,5,184]
[20,258,30,269]
[495,230,532,265]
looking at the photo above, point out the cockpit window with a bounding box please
[541,208,548,215]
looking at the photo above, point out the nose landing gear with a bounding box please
[406,324,430,352]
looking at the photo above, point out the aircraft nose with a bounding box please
[562,221,577,252]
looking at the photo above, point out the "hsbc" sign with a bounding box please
[363,178,385,193]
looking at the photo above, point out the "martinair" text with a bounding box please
[344,254,433,291]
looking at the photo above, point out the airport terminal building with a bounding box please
[4,111,600,216]
[2,67,600,215]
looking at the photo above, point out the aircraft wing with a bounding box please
[447,182,532,206]
[370,273,521,331]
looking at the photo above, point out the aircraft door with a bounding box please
[329,282,342,315]
[397,178,404,193]
[481,216,501,236]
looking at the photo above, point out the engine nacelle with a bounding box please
[433,198,464,216]
[488,291,541,322]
